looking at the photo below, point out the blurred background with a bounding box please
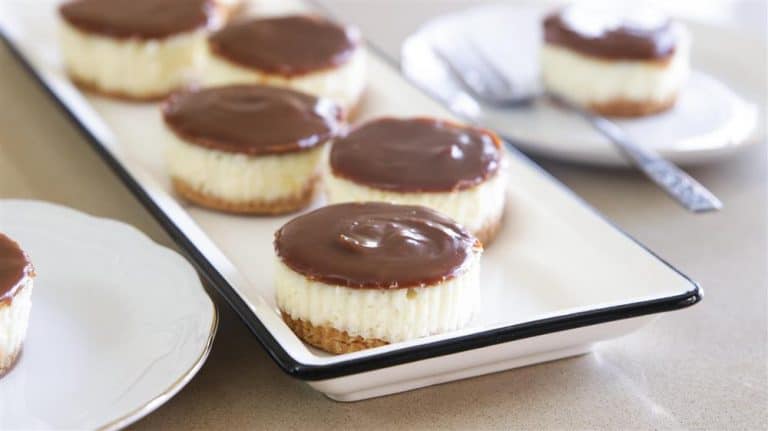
[318,0,767,52]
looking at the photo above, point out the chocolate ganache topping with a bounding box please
[208,15,360,76]
[0,233,33,305]
[330,118,502,192]
[274,202,481,289]
[60,0,212,39]
[543,5,679,60]
[163,85,342,155]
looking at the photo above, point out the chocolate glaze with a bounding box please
[163,85,342,155]
[275,202,481,289]
[208,15,360,76]
[330,118,502,192]
[59,0,211,39]
[0,234,33,305]
[543,6,678,60]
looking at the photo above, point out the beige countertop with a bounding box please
[1,1,766,429]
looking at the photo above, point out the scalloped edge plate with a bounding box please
[0,200,217,430]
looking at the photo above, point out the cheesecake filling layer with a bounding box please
[60,21,206,98]
[0,278,32,371]
[275,257,479,343]
[167,134,325,203]
[540,39,689,107]
[325,168,507,235]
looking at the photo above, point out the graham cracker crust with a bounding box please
[0,346,22,379]
[474,209,504,247]
[172,177,316,215]
[589,95,677,117]
[68,71,178,102]
[281,312,388,354]
[343,87,367,122]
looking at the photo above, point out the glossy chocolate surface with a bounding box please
[0,233,32,304]
[330,118,502,192]
[60,0,211,39]
[274,202,481,289]
[208,15,360,76]
[163,85,342,155]
[543,6,678,60]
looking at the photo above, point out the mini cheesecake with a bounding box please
[274,202,482,354]
[204,15,366,114]
[541,5,690,117]
[163,84,342,214]
[326,117,507,245]
[0,234,34,376]
[59,0,218,101]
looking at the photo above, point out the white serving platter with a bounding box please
[0,200,216,430]
[402,3,760,166]
[0,0,700,401]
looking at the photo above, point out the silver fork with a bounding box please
[433,38,722,213]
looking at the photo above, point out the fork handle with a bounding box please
[549,94,722,213]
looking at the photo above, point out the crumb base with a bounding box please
[0,346,22,379]
[68,71,178,102]
[172,177,316,215]
[588,95,677,117]
[281,312,388,354]
[474,209,504,247]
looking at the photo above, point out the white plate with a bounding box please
[401,4,760,166]
[0,0,699,401]
[0,200,217,429]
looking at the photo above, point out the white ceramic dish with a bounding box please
[0,0,699,401]
[402,3,760,166]
[0,200,216,430]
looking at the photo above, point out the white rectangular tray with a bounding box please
[0,0,700,401]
